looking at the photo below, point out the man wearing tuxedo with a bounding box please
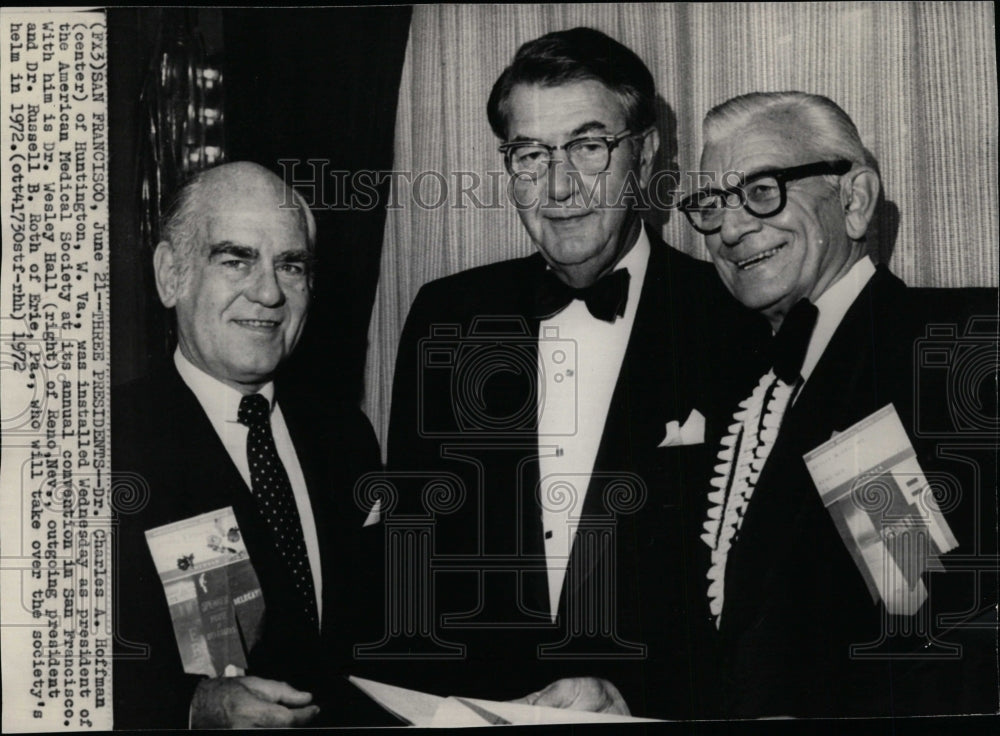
[113,162,383,728]
[680,91,998,717]
[384,28,758,717]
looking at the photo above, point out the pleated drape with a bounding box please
[364,2,998,449]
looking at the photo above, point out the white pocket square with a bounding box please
[658,408,705,447]
[362,499,382,528]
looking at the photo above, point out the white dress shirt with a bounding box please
[798,256,877,390]
[174,349,323,623]
[537,228,651,619]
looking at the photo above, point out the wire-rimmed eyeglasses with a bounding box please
[498,130,635,178]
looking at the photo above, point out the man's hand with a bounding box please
[190,676,320,728]
[512,677,630,715]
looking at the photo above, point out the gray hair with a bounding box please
[704,91,879,174]
[159,164,317,261]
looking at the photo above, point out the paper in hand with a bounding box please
[144,507,265,677]
[803,404,958,615]
[348,676,659,726]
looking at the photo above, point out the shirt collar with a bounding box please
[174,348,275,424]
[800,256,876,382]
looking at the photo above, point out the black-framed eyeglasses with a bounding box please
[678,159,853,234]
[498,130,635,178]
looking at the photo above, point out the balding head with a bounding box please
[153,161,316,392]
[160,162,316,272]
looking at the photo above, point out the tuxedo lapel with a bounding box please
[562,233,684,609]
[520,261,550,617]
[719,268,900,636]
[593,232,681,484]
[483,256,549,617]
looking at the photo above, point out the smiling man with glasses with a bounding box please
[691,97,882,330]
[385,27,760,720]
[682,91,998,718]
[488,57,657,289]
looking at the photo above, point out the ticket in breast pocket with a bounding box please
[803,404,958,615]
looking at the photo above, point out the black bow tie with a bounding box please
[769,298,819,383]
[533,268,631,323]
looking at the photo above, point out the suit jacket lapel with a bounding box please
[279,394,338,621]
[162,362,328,635]
[159,363,251,510]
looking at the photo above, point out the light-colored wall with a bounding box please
[364,2,999,450]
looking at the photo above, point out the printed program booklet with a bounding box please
[145,507,265,676]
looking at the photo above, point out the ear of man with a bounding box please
[841,166,880,240]
[153,241,183,308]
[637,126,660,189]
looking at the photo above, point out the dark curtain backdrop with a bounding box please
[109,7,413,405]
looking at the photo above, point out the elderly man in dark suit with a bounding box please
[113,162,382,728]
[679,91,998,718]
[383,28,759,718]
